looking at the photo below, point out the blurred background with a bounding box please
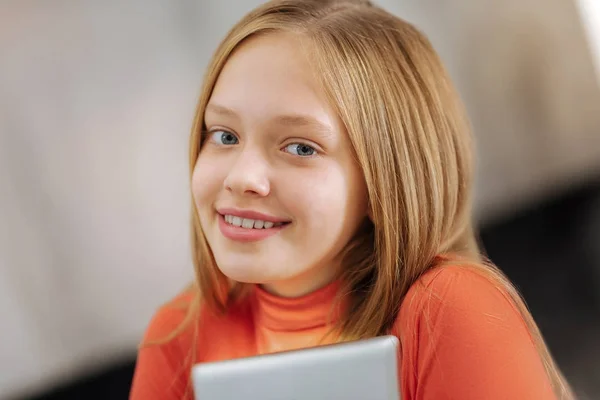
[1,0,599,399]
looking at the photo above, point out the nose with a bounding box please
[223,147,270,197]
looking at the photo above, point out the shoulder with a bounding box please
[396,264,521,331]
[131,288,255,399]
[393,264,555,399]
[141,288,198,345]
[130,288,200,400]
[140,287,256,361]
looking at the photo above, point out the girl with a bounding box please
[130,0,574,398]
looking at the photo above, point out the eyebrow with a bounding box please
[205,103,334,138]
[205,103,240,120]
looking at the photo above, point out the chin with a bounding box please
[216,263,269,284]
[217,259,297,286]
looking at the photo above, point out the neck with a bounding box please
[260,264,340,298]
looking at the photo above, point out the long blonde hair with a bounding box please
[180,0,573,397]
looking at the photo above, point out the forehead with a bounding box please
[206,32,339,129]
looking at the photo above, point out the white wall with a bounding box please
[0,1,204,397]
[1,0,599,398]
[576,0,600,82]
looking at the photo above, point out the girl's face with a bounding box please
[192,32,368,298]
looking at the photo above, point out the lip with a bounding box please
[217,214,289,243]
[216,207,290,223]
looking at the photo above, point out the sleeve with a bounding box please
[397,267,556,400]
[129,305,194,400]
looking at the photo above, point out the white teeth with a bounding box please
[223,214,284,229]
[231,216,243,227]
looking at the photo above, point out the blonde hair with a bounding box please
[178,0,573,397]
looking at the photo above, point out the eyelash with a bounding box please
[204,129,319,157]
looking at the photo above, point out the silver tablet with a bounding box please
[192,335,401,400]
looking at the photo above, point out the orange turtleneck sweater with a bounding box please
[130,265,556,399]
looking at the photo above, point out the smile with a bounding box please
[217,209,291,243]
[223,214,285,230]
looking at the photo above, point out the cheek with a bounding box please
[191,152,225,206]
[281,166,360,227]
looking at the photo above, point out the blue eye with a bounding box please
[210,130,238,145]
[284,143,317,157]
